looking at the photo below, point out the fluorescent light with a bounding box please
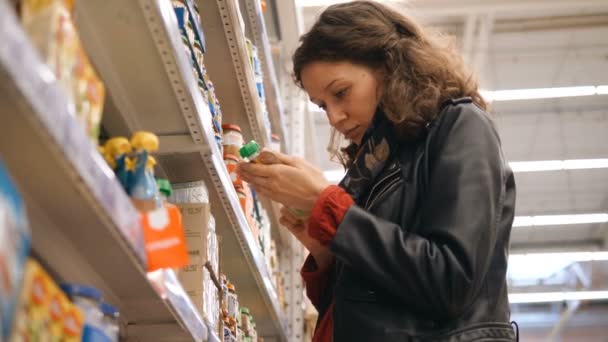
[509,290,608,304]
[597,85,608,95]
[510,251,608,263]
[508,252,608,280]
[324,158,608,182]
[482,85,608,102]
[513,213,608,227]
[509,159,608,172]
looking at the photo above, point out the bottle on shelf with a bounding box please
[60,283,107,341]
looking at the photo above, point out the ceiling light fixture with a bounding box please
[481,85,608,102]
[510,251,608,263]
[507,251,608,279]
[509,290,608,304]
[323,158,608,182]
[513,213,608,227]
[510,158,608,172]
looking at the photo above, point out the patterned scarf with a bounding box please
[339,110,396,205]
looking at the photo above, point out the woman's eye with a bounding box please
[335,88,348,99]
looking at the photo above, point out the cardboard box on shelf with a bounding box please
[175,202,221,323]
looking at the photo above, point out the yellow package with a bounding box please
[21,0,75,21]
[10,259,55,341]
[73,48,105,140]
[61,298,84,341]
[9,259,84,341]
[21,0,105,142]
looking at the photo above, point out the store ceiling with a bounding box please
[267,0,608,337]
[296,0,608,250]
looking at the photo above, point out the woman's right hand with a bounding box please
[279,206,334,269]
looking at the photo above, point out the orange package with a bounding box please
[141,205,189,271]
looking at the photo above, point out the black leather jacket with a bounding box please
[319,98,517,341]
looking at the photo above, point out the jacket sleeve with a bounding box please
[330,105,507,320]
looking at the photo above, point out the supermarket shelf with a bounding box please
[196,0,271,147]
[241,0,288,152]
[74,0,288,340]
[0,2,207,341]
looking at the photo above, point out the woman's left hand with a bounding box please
[236,150,330,211]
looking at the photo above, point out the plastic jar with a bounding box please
[100,302,119,342]
[222,124,243,156]
[60,283,106,340]
[224,154,243,189]
[240,140,280,164]
[226,283,239,319]
[250,321,258,341]
[240,307,251,334]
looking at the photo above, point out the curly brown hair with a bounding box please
[293,1,487,162]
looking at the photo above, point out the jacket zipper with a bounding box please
[367,177,403,210]
[364,166,401,209]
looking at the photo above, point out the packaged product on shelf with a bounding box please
[156,178,173,206]
[170,181,221,322]
[224,154,244,189]
[60,283,106,341]
[21,0,105,142]
[99,302,119,342]
[207,215,219,276]
[139,201,189,271]
[172,1,195,49]
[9,259,84,342]
[223,316,236,342]
[222,124,244,157]
[100,137,132,190]
[170,181,209,204]
[100,131,160,206]
[225,282,239,320]
[0,160,31,339]
[207,82,223,143]
[240,307,251,334]
[130,131,161,211]
[101,135,188,271]
[203,266,220,335]
[236,184,258,240]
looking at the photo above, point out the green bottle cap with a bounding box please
[239,140,260,160]
[156,178,172,198]
[240,307,250,315]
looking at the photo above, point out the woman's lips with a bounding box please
[345,126,360,140]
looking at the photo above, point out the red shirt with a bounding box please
[301,185,354,342]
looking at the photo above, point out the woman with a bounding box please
[237,1,517,341]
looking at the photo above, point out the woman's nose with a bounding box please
[326,106,347,126]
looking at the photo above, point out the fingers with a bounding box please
[236,162,274,178]
[268,149,297,166]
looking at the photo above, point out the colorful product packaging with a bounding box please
[0,160,31,339]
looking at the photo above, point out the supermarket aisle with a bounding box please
[0,0,288,341]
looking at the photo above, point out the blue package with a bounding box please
[0,159,31,339]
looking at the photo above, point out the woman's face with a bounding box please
[301,61,382,145]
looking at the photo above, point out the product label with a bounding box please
[223,131,243,147]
